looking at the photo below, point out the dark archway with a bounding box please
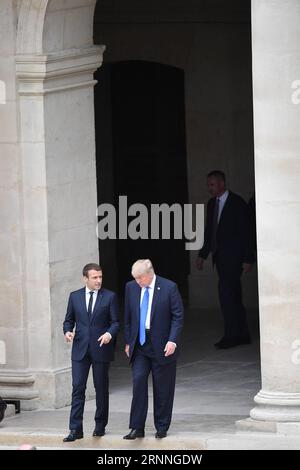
[94,61,189,296]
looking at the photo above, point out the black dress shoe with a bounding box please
[155,430,167,438]
[123,429,145,440]
[214,337,225,347]
[216,336,251,349]
[93,428,105,437]
[63,430,83,442]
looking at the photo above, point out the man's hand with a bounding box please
[125,344,130,357]
[164,341,176,357]
[195,257,205,271]
[242,263,253,274]
[98,332,112,347]
[65,331,74,343]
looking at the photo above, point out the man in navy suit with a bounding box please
[63,263,119,442]
[123,259,184,440]
[196,171,254,349]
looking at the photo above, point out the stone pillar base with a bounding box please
[34,368,95,409]
[250,390,300,422]
[0,375,39,411]
[0,369,95,410]
[236,389,300,432]
[236,418,300,435]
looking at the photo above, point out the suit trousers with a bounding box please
[69,350,109,432]
[215,256,249,339]
[129,332,176,432]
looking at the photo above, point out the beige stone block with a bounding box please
[0,233,22,281]
[256,202,300,251]
[0,1,16,55]
[27,327,52,369]
[49,224,98,262]
[0,329,27,369]
[252,0,300,53]
[0,101,18,143]
[0,187,22,232]
[65,0,95,9]
[19,98,45,143]
[255,155,300,203]
[0,144,19,190]
[25,285,51,329]
[0,57,17,102]
[47,179,97,231]
[253,103,300,154]
[63,6,94,50]
[258,251,300,303]
[21,142,46,186]
[43,10,64,52]
[22,234,50,282]
[0,282,23,328]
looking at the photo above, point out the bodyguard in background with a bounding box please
[123,259,184,439]
[196,171,254,349]
[63,263,119,441]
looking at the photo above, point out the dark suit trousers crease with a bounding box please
[216,257,249,339]
[70,350,109,432]
[129,335,176,431]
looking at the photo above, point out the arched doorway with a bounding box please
[94,60,189,296]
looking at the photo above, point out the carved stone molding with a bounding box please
[16,46,105,95]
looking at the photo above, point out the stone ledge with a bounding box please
[0,432,206,450]
[236,417,300,435]
[236,417,277,433]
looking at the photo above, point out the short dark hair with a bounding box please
[82,263,102,277]
[207,170,226,183]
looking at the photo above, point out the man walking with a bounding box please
[196,171,254,349]
[123,259,184,439]
[63,263,119,441]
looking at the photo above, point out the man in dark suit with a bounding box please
[63,263,119,442]
[196,171,254,349]
[123,259,184,440]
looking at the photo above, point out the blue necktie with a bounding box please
[139,287,149,345]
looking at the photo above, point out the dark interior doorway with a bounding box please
[94,61,189,297]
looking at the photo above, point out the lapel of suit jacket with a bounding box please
[80,288,88,319]
[90,289,104,324]
[150,276,161,324]
[134,283,142,322]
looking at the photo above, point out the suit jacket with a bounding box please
[63,287,120,362]
[124,276,184,365]
[198,191,254,265]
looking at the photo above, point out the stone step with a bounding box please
[0,432,205,450]
[1,431,300,450]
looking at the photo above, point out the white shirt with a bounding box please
[217,190,229,222]
[85,287,111,340]
[85,287,98,314]
[140,274,156,330]
[139,275,176,348]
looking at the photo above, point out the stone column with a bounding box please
[9,45,104,408]
[0,0,40,410]
[250,0,300,423]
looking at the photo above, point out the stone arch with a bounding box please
[17,0,98,55]
[13,0,103,408]
[16,0,48,54]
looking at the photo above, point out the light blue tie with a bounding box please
[139,287,149,345]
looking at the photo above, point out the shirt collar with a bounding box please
[218,189,229,203]
[85,287,96,295]
[143,274,156,290]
